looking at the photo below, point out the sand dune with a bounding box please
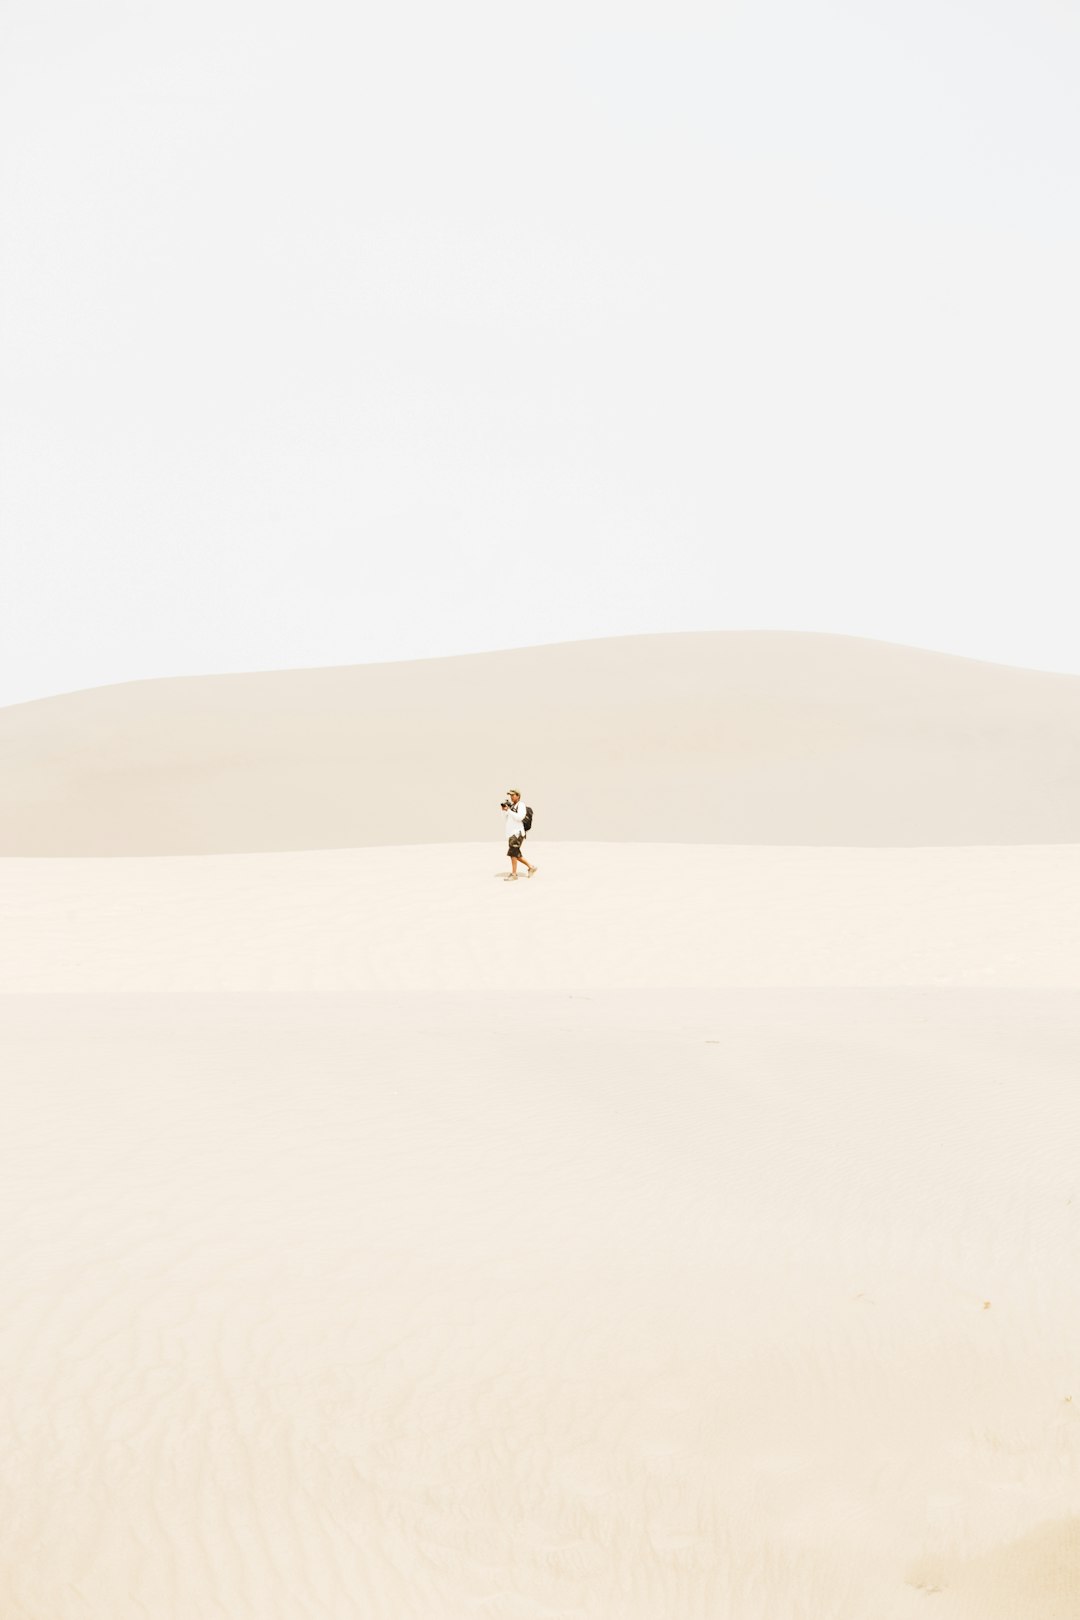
[3,632,1080,853]
[1,841,1079,992]
[3,634,1080,1617]
[2,985,1079,1619]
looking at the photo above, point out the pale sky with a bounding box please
[2,0,1078,707]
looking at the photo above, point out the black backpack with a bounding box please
[522,805,533,832]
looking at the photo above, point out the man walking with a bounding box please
[500,789,536,880]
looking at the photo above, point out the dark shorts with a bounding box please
[507,833,526,859]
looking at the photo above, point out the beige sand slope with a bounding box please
[2,842,1079,992]
[2,841,1080,1618]
[2,632,1080,854]
[2,983,1079,1620]
[3,635,1079,1617]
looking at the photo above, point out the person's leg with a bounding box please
[506,834,535,878]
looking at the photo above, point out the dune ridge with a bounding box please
[3,631,1080,853]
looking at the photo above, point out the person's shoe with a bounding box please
[527,866,537,877]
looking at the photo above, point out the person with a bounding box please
[500,789,536,880]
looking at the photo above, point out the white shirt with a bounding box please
[504,798,526,836]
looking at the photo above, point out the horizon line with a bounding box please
[5,626,1079,712]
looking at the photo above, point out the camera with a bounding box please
[500,800,509,810]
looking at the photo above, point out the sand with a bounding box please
[1,842,1079,992]
[3,631,1080,853]
[2,632,1079,1617]
[1,984,1079,1619]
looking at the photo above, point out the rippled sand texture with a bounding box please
[2,988,1079,1620]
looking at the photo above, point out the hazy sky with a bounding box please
[2,0,1078,705]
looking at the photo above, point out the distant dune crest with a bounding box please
[2,632,1079,854]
